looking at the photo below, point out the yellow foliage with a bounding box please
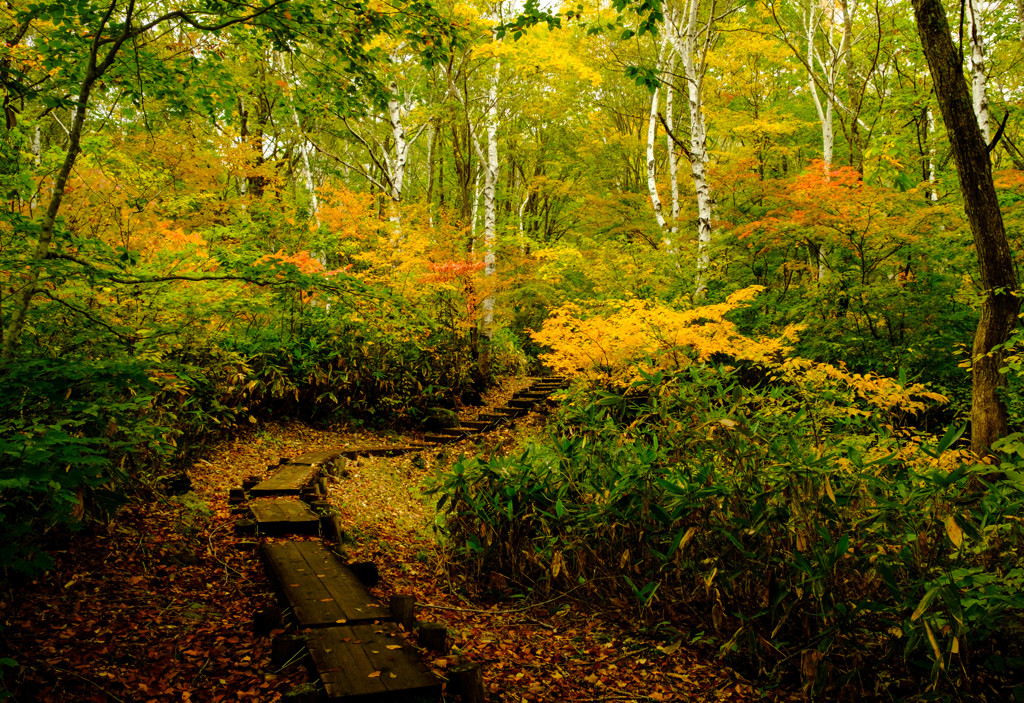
[534,287,947,421]
[533,286,795,385]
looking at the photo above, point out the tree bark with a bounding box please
[965,0,990,141]
[839,0,863,172]
[669,0,713,296]
[912,0,1020,455]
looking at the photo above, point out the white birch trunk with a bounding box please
[471,164,481,246]
[646,34,670,234]
[646,83,668,232]
[666,54,680,236]
[31,125,41,211]
[387,85,408,247]
[806,3,834,168]
[482,56,500,330]
[966,0,990,142]
[928,107,939,202]
[670,0,713,296]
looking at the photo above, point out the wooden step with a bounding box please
[429,427,468,437]
[457,420,491,430]
[307,623,441,702]
[248,498,320,536]
[512,390,550,400]
[477,412,513,422]
[508,398,539,410]
[250,464,320,497]
[423,434,461,444]
[262,541,390,628]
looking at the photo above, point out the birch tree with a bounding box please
[646,34,670,232]
[965,0,990,141]
[666,0,718,295]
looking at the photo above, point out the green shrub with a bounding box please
[428,365,1024,699]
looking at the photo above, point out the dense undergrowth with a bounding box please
[0,266,527,577]
[428,298,1024,702]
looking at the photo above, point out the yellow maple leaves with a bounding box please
[532,285,795,385]
[533,286,947,422]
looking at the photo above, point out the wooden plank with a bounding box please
[250,464,319,496]
[422,434,459,444]
[262,541,390,627]
[292,542,391,624]
[263,541,349,627]
[308,623,441,702]
[285,450,341,465]
[429,427,468,437]
[250,499,320,536]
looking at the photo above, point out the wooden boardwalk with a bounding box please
[307,624,441,702]
[262,541,391,627]
[248,499,319,536]
[249,463,321,497]
[232,377,567,700]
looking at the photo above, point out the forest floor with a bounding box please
[0,379,800,703]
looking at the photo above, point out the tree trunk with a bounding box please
[387,84,408,247]
[839,0,863,172]
[912,0,1020,455]
[646,82,667,231]
[670,0,713,297]
[666,54,680,237]
[965,0,990,142]
[481,55,499,332]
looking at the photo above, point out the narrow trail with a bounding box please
[1,378,798,703]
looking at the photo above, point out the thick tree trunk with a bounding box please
[912,0,1020,455]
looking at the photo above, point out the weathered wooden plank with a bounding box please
[308,623,441,702]
[285,450,341,466]
[262,541,390,627]
[263,541,350,627]
[250,464,320,496]
[250,499,320,536]
[457,420,491,430]
[476,413,512,423]
[422,434,460,444]
[428,427,468,437]
[292,542,390,624]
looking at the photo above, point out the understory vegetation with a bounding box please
[429,297,1024,700]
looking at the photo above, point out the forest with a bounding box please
[2,0,1024,699]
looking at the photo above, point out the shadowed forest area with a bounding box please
[2,0,1024,699]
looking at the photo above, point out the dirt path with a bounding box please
[1,382,798,702]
